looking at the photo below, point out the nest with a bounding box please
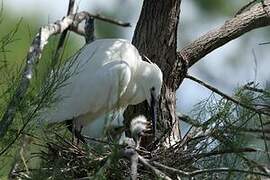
[34,133,132,179]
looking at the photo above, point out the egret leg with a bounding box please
[65,119,86,144]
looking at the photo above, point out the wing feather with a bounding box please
[42,61,131,123]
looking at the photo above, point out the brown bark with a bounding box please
[125,0,270,147]
[125,0,185,146]
[178,0,270,80]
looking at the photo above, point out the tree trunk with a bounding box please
[124,0,187,147]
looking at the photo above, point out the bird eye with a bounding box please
[151,87,155,92]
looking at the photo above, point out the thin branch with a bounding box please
[193,147,258,160]
[177,0,270,86]
[152,161,270,178]
[243,85,268,93]
[70,12,131,37]
[186,74,270,116]
[89,12,131,27]
[138,155,172,180]
[189,168,270,177]
[53,0,76,65]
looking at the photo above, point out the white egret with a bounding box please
[41,39,163,142]
[118,115,150,147]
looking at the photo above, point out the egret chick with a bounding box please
[130,115,151,148]
[41,39,163,141]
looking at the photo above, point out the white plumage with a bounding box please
[41,39,163,139]
[130,115,149,140]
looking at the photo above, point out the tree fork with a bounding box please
[125,0,185,146]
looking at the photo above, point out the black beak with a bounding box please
[150,87,158,138]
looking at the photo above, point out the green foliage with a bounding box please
[0,6,82,177]
[187,83,270,179]
[193,0,246,16]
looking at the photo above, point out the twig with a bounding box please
[53,0,76,66]
[189,168,270,177]
[186,74,270,116]
[152,161,270,178]
[151,161,189,176]
[193,147,257,160]
[243,85,267,93]
[88,12,131,27]
[70,12,130,37]
[8,135,31,178]
[138,155,172,180]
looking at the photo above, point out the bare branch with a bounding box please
[189,168,270,178]
[152,161,270,178]
[178,0,270,70]
[138,155,172,180]
[186,74,270,116]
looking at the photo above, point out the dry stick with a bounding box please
[193,147,257,160]
[189,168,270,177]
[0,12,130,138]
[186,75,270,116]
[70,12,130,37]
[177,0,270,83]
[152,161,270,178]
[137,155,172,180]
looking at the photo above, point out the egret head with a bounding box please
[140,61,163,136]
[143,63,163,106]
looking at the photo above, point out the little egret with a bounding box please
[118,115,150,148]
[41,39,163,141]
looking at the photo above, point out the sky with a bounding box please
[3,0,270,116]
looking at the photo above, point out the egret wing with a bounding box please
[41,61,131,123]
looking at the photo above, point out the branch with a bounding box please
[84,16,95,44]
[138,155,172,180]
[0,11,130,138]
[178,0,270,69]
[53,0,76,66]
[189,168,270,178]
[152,161,270,178]
[186,74,270,116]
